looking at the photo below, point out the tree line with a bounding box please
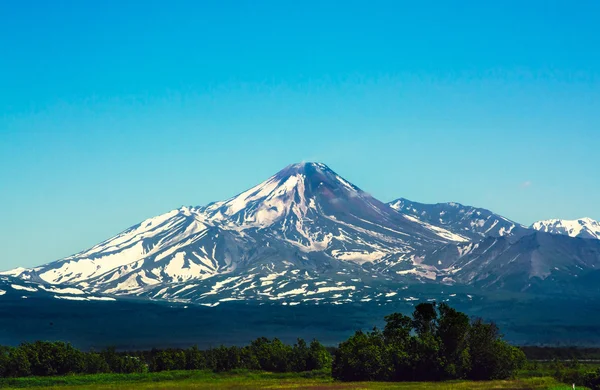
[522,346,600,361]
[0,338,331,378]
[1,303,531,382]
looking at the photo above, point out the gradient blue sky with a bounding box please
[1,0,599,269]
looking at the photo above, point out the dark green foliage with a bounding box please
[247,337,292,372]
[150,349,186,372]
[184,346,205,371]
[413,302,438,336]
[410,332,442,381]
[556,367,600,389]
[290,339,309,372]
[541,359,600,389]
[383,313,412,346]
[0,347,8,377]
[333,303,526,382]
[0,342,85,377]
[82,353,110,374]
[437,303,470,379]
[207,346,243,372]
[100,347,146,374]
[468,319,525,380]
[332,329,389,381]
[584,371,600,390]
[6,348,31,377]
[307,339,332,371]
[20,341,84,376]
[522,346,600,360]
[0,337,331,379]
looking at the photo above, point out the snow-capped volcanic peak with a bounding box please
[204,162,365,228]
[204,163,313,226]
[1,162,486,303]
[531,217,600,240]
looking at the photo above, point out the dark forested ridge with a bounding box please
[4,290,600,350]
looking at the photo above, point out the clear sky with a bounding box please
[1,0,599,269]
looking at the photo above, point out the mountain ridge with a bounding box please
[388,197,529,240]
[3,162,599,304]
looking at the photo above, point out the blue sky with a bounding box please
[1,0,599,269]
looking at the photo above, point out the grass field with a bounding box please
[0,370,580,390]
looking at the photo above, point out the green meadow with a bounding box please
[0,370,577,390]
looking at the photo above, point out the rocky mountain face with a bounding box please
[419,231,600,293]
[3,163,600,304]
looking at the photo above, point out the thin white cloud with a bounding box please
[520,181,532,189]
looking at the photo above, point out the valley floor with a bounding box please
[0,371,574,390]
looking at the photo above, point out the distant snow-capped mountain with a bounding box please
[388,198,529,240]
[531,218,600,240]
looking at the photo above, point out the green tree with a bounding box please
[290,339,309,372]
[383,313,413,346]
[436,303,471,379]
[211,346,241,372]
[413,302,438,336]
[121,355,147,374]
[100,347,123,373]
[248,337,292,372]
[468,318,525,380]
[83,352,110,374]
[19,341,84,376]
[382,313,413,381]
[151,350,177,372]
[409,332,442,381]
[0,346,10,377]
[239,346,260,370]
[6,348,31,377]
[185,346,205,370]
[307,339,332,371]
[332,329,390,381]
[101,347,146,374]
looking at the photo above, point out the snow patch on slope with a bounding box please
[532,218,600,239]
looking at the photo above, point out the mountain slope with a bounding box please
[389,198,529,240]
[421,231,600,293]
[0,275,116,302]
[532,218,600,240]
[4,163,467,303]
